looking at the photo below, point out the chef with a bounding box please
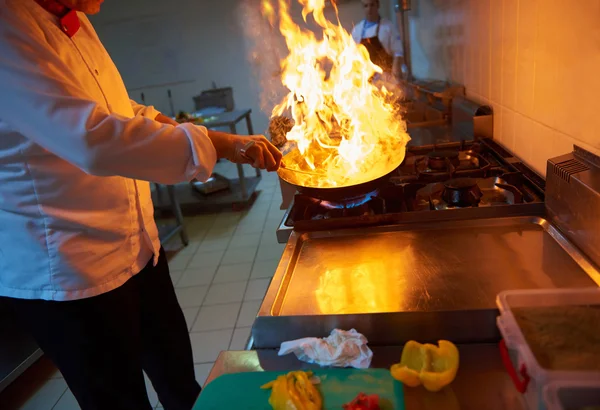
[351,0,404,81]
[0,0,281,409]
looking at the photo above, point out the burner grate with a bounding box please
[286,185,406,226]
[398,148,493,184]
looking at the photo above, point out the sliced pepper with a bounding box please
[343,392,380,409]
[390,340,459,392]
[261,370,322,410]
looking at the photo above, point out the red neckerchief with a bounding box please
[34,0,80,38]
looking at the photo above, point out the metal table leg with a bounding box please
[230,123,249,200]
[245,114,261,178]
[167,185,189,246]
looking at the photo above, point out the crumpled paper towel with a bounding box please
[278,329,373,369]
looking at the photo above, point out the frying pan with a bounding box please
[277,147,405,202]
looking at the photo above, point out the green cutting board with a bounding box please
[193,368,404,409]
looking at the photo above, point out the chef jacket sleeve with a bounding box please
[388,23,404,57]
[351,21,363,43]
[130,99,161,120]
[0,11,216,185]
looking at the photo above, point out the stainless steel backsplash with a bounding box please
[546,145,600,270]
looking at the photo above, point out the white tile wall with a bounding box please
[410,0,600,175]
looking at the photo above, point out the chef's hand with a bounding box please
[207,130,282,172]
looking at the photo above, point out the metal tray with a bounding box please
[254,216,600,348]
[190,173,230,195]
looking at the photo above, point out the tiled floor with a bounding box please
[0,166,286,410]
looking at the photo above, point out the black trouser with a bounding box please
[4,248,200,410]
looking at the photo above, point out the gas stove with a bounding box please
[276,138,546,243]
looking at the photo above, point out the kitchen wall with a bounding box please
[405,0,600,175]
[91,0,391,134]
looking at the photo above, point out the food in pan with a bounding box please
[268,116,295,148]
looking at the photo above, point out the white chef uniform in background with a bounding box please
[351,18,404,92]
[351,18,404,63]
[0,2,217,301]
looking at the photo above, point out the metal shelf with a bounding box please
[153,177,262,215]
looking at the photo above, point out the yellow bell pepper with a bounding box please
[261,370,322,410]
[390,340,459,392]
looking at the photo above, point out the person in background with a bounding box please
[0,0,281,409]
[351,0,404,82]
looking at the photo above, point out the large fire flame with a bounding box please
[262,0,410,188]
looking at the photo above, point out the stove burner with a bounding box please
[442,178,483,207]
[285,186,410,227]
[320,190,378,210]
[427,150,460,171]
[289,189,386,223]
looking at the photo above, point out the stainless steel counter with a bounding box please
[275,217,597,316]
[205,345,527,410]
[255,215,600,348]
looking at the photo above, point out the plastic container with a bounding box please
[496,287,600,410]
[543,380,600,410]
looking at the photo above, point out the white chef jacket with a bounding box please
[0,0,217,301]
[351,18,404,58]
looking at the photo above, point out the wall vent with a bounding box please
[553,159,590,183]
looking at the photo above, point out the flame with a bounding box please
[261,0,276,27]
[263,0,410,188]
